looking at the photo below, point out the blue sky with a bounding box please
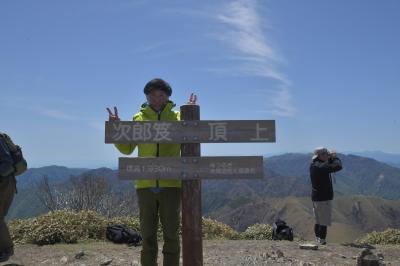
[1,0,399,168]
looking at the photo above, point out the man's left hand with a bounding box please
[188,93,197,105]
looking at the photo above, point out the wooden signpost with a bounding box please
[118,156,264,180]
[105,120,275,143]
[105,104,276,266]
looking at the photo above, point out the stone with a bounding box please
[376,252,384,260]
[60,256,68,264]
[298,261,314,266]
[100,258,113,266]
[75,250,85,259]
[270,248,284,259]
[357,250,380,266]
[259,252,270,259]
[131,260,140,266]
[277,257,285,263]
[299,244,319,250]
[363,254,380,266]
[360,248,373,257]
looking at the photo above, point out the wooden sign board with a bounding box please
[105,120,275,144]
[118,156,264,180]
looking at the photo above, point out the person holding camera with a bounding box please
[0,134,16,263]
[310,147,342,245]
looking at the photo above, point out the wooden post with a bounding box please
[180,104,203,266]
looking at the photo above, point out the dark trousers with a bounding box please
[0,176,15,252]
[314,224,327,239]
[137,188,181,266]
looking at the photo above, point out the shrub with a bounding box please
[9,211,108,245]
[9,211,244,245]
[9,211,141,245]
[241,223,273,240]
[356,228,400,245]
[8,218,34,244]
[202,218,240,240]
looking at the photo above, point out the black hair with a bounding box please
[143,78,172,96]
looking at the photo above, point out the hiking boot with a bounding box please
[0,246,14,262]
[0,252,10,263]
[315,237,326,245]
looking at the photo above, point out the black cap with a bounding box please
[143,78,172,96]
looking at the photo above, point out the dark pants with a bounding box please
[314,224,327,239]
[137,188,181,266]
[0,176,16,252]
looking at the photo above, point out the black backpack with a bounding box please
[0,133,27,176]
[272,219,294,241]
[106,224,142,246]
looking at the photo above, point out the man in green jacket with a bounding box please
[107,78,183,266]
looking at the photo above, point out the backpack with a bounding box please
[106,224,142,246]
[272,219,294,241]
[0,133,27,176]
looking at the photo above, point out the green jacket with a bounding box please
[115,101,181,189]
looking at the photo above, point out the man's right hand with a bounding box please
[106,106,120,121]
[188,93,197,105]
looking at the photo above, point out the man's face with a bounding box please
[146,90,169,111]
[318,152,329,162]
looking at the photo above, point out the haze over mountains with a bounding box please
[7,152,400,242]
[350,151,400,168]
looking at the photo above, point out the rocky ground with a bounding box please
[1,240,399,266]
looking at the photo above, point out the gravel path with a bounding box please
[2,240,399,265]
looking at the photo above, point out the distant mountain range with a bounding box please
[264,151,400,168]
[346,151,400,168]
[207,195,400,243]
[7,166,88,220]
[7,153,400,242]
[266,153,400,199]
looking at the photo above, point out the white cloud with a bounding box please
[217,4,278,61]
[131,40,180,54]
[39,108,77,120]
[270,85,296,117]
[214,0,295,116]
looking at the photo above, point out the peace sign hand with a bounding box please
[106,106,120,121]
[188,93,197,105]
